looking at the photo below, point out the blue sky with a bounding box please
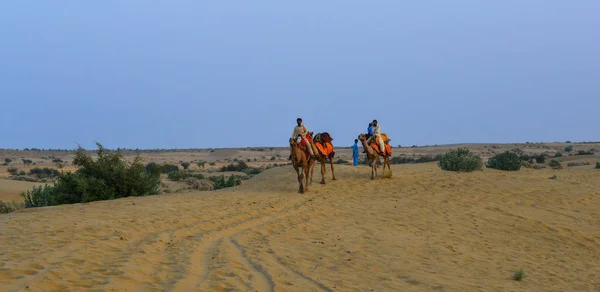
[1,1,598,149]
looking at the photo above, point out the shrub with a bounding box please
[244,167,263,176]
[575,150,594,156]
[209,162,216,166]
[519,154,531,161]
[211,175,242,190]
[161,164,179,174]
[438,148,482,172]
[554,152,563,158]
[197,161,206,168]
[7,167,19,175]
[567,162,590,167]
[548,175,558,180]
[534,154,546,164]
[28,167,60,178]
[390,155,440,165]
[0,200,21,214]
[564,145,573,153]
[22,159,33,165]
[334,159,349,164]
[167,170,188,181]
[486,151,521,171]
[548,159,562,169]
[22,143,161,208]
[595,162,600,169]
[186,178,213,191]
[181,162,191,170]
[220,161,248,172]
[512,268,527,281]
[4,158,11,165]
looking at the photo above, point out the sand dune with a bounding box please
[1,163,600,291]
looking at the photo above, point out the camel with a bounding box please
[289,137,316,193]
[358,134,391,179]
[308,132,336,184]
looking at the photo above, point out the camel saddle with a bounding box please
[314,132,333,144]
[370,133,392,156]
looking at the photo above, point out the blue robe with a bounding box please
[352,143,359,166]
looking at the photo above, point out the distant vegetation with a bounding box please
[554,152,562,158]
[3,158,11,165]
[596,162,600,169]
[22,159,32,165]
[22,143,161,208]
[211,175,242,190]
[486,151,521,171]
[181,162,191,170]
[567,162,590,167]
[7,167,19,175]
[390,155,440,165]
[167,170,204,181]
[564,145,573,153]
[548,159,563,170]
[575,150,594,156]
[0,201,21,214]
[438,148,482,172]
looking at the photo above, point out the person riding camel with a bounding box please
[366,119,386,155]
[291,117,316,158]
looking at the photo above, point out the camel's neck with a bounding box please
[360,139,375,157]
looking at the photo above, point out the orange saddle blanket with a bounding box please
[315,141,335,158]
[370,143,392,156]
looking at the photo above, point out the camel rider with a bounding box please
[366,119,386,155]
[291,118,315,157]
[363,122,374,153]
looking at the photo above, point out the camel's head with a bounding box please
[358,134,366,141]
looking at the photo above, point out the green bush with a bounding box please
[197,161,206,168]
[209,162,216,166]
[220,161,248,172]
[438,148,482,172]
[575,150,594,156]
[554,152,563,158]
[22,184,55,208]
[244,167,263,176]
[161,164,179,174]
[181,162,191,170]
[548,159,563,170]
[22,143,161,208]
[534,154,546,164]
[595,162,600,169]
[486,151,521,171]
[211,175,242,190]
[7,167,19,175]
[564,145,573,153]
[4,158,11,165]
[28,167,60,178]
[390,155,441,165]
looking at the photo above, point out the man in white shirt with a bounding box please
[291,118,315,156]
[366,119,386,155]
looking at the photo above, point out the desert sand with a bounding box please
[1,160,600,291]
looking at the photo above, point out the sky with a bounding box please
[1,1,598,149]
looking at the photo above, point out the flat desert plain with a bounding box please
[1,144,600,291]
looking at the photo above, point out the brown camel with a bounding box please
[289,138,316,193]
[358,134,391,179]
[308,132,337,184]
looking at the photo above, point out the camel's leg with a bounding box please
[304,166,310,192]
[295,166,304,194]
[309,159,315,185]
[330,157,336,180]
[371,161,375,180]
[320,159,326,184]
